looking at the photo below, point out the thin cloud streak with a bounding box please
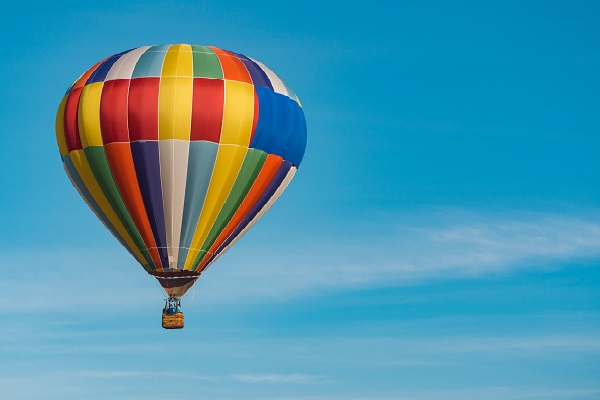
[207,387,600,400]
[203,209,600,301]
[3,209,600,305]
[232,373,325,384]
[74,370,216,381]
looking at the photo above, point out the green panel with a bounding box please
[191,45,223,79]
[193,149,267,268]
[63,155,144,266]
[83,146,156,270]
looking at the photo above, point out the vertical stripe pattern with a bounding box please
[56,44,307,296]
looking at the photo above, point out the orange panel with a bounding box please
[72,61,103,91]
[197,154,283,268]
[208,47,252,84]
[104,142,164,269]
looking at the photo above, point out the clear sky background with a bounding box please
[1,1,599,399]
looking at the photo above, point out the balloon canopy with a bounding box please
[56,44,307,297]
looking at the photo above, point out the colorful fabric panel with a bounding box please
[56,44,306,293]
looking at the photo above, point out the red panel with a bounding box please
[190,78,224,142]
[64,87,83,151]
[63,62,103,152]
[100,79,130,144]
[128,77,160,141]
[104,142,164,269]
[209,47,252,84]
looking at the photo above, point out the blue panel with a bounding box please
[233,52,273,90]
[177,141,219,269]
[63,155,139,261]
[130,141,169,268]
[86,54,122,84]
[132,46,168,78]
[251,87,280,157]
[149,44,172,52]
[250,88,307,167]
[282,101,307,167]
[280,96,300,161]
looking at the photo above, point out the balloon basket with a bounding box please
[162,312,184,329]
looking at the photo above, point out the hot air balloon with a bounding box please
[55,44,307,329]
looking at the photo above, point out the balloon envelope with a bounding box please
[56,44,307,296]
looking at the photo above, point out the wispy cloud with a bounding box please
[372,335,600,355]
[232,373,324,384]
[76,370,143,378]
[74,370,216,380]
[412,210,600,270]
[3,209,600,306]
[200,209,600,301]
[264,333,600,369]
[219,387,600,400]
[0,247,162,310]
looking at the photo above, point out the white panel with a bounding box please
[249,58,289,97]
[203,167,297,271]
[105,46,151,81]
[104,51,131,82]
[159,139,190,269]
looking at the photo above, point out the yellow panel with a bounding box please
[78,82,104,148]
[69,148,148,268]
[158,77,193,140]
[220,81,255,146]
[162,44,193,77]
[55,95,69,157]
[183,144,248,270]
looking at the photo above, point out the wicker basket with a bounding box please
[162,312,184,329]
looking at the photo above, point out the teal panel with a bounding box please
[177,141,219,268]
[132,46,168,78]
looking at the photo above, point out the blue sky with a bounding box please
[1,1,599,399]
